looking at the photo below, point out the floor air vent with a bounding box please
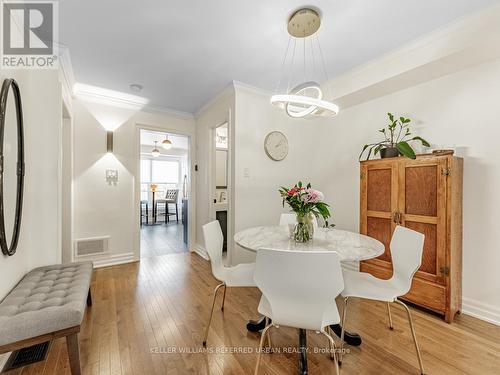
[75,236,109,257]
[2,341,50,371]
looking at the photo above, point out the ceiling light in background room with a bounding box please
[151,141,161,157]
[129,83,143,93]
[162,134,173,150]
[271,7,339,118]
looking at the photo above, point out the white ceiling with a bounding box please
[60,0,499,114]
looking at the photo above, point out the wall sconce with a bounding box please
[106,131,113,153]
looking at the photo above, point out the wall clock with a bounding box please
[264,131,288,161]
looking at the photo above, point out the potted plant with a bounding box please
[359,113,430,160]
[279,182,332,243]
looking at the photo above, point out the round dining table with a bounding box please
[234,226,384,375]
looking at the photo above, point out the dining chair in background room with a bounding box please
[279,213,319,228]
[155,189,180,222]
[201,220,256,347]
[339,225,426,374]
[253,248,344,375]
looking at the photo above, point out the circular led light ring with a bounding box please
[285,82,323,117]
[271,95,339,118]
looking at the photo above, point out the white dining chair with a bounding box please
[253,248,344,375]
[339,226,425,374]
[201,220,256,347]
[279,213,319,228]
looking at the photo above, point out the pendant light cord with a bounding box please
[316,34,333,99]
[274,36,292,94]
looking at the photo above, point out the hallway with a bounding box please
[140,222,188,258]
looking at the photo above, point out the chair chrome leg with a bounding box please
[339,297,349,366]
[221,284,227,311]
[265,317,272,349]
[387,301,394,330]
[322,329,340,375]
[254,323,274,375]
[395,299,425,375]
[202,282,225,347]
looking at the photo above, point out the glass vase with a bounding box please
[293,213,315,243]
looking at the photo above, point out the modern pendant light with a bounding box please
[162,134,172,150]
[151,141,161,157]
[271,8,339,118]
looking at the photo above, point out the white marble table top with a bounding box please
[234,226,385,262]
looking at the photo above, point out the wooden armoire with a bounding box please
[359,152,463,322]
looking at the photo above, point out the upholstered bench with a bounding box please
[0,262,93,375]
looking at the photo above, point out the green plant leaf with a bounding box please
[374,144,383,155]
[359,144,369,160]
[388,113,394,122]
[411,136,430,147]
[397,141,416,159]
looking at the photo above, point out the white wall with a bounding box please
[232,86,335,263]
[0,70,63,300]
[72,99,195,266]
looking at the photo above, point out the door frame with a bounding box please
[208,119,233,265]
[134,123,195,259]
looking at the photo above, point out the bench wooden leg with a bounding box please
[87,289,92,306]
[66,333,81,375]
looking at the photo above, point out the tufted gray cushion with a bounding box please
[0,262,93,346]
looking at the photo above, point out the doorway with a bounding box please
[139,129,190,258]
[211,122,230,258]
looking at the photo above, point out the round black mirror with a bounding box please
[0,79,25,256]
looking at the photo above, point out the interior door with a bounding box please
[398,157,448,285]
[360,161,399,267]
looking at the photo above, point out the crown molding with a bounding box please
[57,44,76,90]
[232,80,272,97]
[141,104,194,120]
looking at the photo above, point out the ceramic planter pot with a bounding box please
[380,147,400,159]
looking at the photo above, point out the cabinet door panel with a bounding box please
[405,221,437,275]
[399,158,447,285]
[360,162,398,268]
[367,169,392,212]
[367,217,392,263]
[405,165,438,216]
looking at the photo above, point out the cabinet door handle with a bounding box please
[393,212,402,225]
[393,212,399,224]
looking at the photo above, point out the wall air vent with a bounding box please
[75,236,109,257]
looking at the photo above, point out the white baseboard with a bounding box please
[462,297,500,326]
[76,252,138,268]
[193,243,209,260]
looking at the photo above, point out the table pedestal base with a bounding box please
[247,317,361,375]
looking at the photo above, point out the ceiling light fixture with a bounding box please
[162,134,172,150]
[151,141,161,157]
[271,8,339,118]
[129,83,143,93]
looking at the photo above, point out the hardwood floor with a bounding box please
[140,222,187,257]
[4,252,500,374]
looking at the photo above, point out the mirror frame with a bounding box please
[0,78,25,256]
